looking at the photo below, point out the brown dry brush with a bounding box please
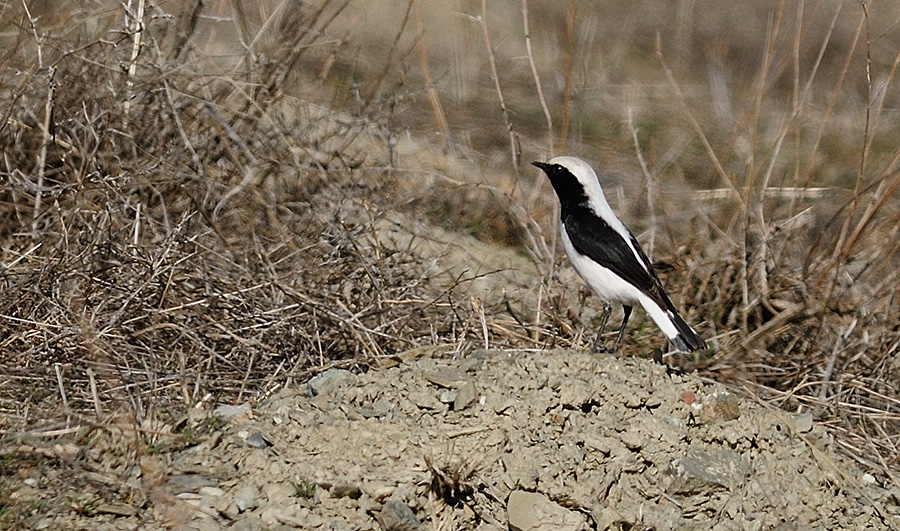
[685,183,900,471]
[656,3,900,471]
[0,1,471,434]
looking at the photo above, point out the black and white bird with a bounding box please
[533,156,705,353]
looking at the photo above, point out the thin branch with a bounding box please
[479,0,521,190]
[626,106,657,257]
[412,0,452,148]
[522,0,554,157]
[557,0,575,152]
[122,0,146,126]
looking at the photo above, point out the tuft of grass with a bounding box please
[425,451,479,507]
[294,479,317,500]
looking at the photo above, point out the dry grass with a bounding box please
[0,1,493,443]
[2,0,900,522]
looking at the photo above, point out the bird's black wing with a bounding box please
[563,205,706,352]
[563,208,665,303]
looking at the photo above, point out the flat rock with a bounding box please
[793,412,814,433]
[93,503,138,517]
[667,448,748,495]
[167,474,219,494]
[377,499,425,531]
[425,368,468,388]
[234,485,260,512]
[308,368,359,397]
[454,380,477,410]
[507,490,586,531]
[214,403,252,420]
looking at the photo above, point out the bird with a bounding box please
[532,156,705,353]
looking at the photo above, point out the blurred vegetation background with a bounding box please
[2,0,900,482]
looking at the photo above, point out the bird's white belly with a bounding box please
[561,225,644,305]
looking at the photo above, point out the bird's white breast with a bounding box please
[560,223,645,305]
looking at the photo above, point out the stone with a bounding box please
[93,503,138,517]
[454,380,477,411]
[507,490,586,531]
[667,448,748,495]
[198,486,225,497]
[308,369,359,397]
[377,499,425,531]
[425,368,468,388]
[331,483,362,499]
[167,474,218,494]
[234,485,260,512]
[698,391,742,423]
[245,432,272,448]
[214,403,252,420]
[408,390,443,410]
[439,390,457,404]
[559,380,594,409]
[793,412,814,433]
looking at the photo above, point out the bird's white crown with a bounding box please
[546,156,616,219]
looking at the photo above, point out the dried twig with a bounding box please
[54,363,68,411]
[412,0,452,147]
[522,0,554,158]
[479,0,520,186]
[122,0,146,126]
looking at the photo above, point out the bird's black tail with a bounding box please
[668,309,706,352]
[639,292,706,352]
[649,287,706,352]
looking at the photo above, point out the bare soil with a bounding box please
[7,349,898,530]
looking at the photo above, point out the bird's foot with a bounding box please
[590,330,616,354]
[591,342,616,355]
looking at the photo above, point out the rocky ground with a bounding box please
[7,348,900,530]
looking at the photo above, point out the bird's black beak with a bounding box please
[531,161,550,172]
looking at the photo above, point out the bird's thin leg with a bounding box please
[611,305,633,353]
[591,302,612,353]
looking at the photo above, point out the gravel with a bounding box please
[14,349,900,529]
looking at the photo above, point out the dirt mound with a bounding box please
[18,349,898,530]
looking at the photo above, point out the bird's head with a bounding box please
[532,156,606,209]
